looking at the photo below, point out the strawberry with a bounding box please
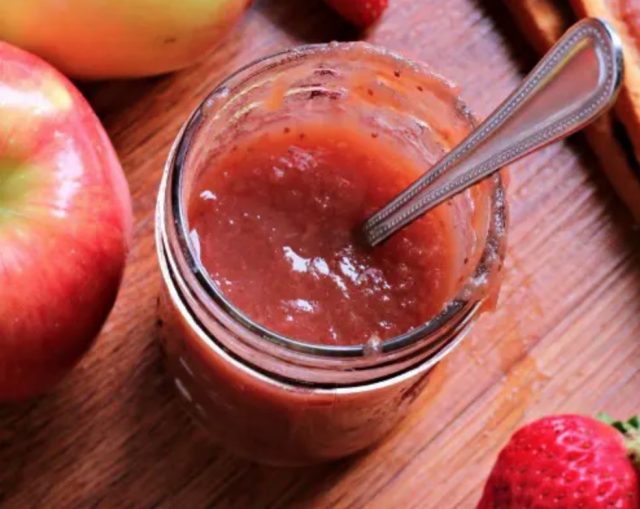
[324,0,389,28]
[477,414,640,508]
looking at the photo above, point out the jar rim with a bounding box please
[161,41,507,361]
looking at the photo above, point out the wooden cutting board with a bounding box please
[1,1,639,507]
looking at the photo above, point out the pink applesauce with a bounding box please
[158,43,508,465]
[188,120,457,346]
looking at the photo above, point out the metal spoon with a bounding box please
[362,17,624,247]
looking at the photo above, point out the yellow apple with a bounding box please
[0,0,252,80]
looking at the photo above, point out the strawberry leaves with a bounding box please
[598,413,640,470]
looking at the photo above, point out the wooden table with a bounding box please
[2,1,639,507]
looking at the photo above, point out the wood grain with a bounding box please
[1,1,639,508]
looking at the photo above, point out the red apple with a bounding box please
[0,42,133,401]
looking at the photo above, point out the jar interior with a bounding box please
[169,43,505,358]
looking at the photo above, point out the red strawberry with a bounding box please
[324,0,389,28]
[477,414,640,508]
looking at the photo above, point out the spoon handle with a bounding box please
[363,17,623,247]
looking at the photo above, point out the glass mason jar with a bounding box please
[155,42,508,466]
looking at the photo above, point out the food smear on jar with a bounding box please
[188,121,460,346]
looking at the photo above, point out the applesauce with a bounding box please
[156,42,507,465]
